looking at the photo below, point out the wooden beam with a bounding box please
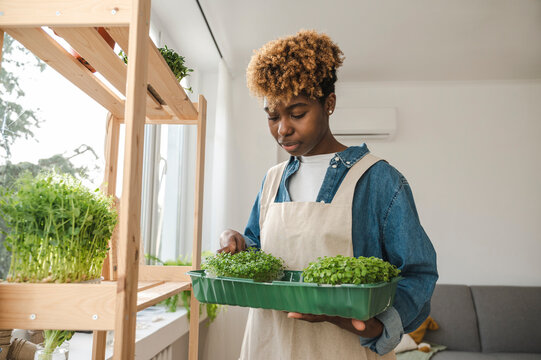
[116,116,198,125]
[0,282,116,330]
[6,27,124,118]
[136,282,191,311]
[188,292,200,360]
[188,95,206,360]
[192,95,207,271]
[0,0,131,27]
[113,0,150,358]
[138,265,192,282]
[92,330,107,360]
[101,114,121,281]
[51,26,171,119]
[146,39,199,120]
[0,30,4,71]
[106,26,199,120]
[52,26,126,93]
[137,280,165,292]
[102,114,121,198]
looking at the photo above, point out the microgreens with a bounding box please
[202,248,285,283]
[302,255,400,285]
[0,172,117,283]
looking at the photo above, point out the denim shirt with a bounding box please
[243,144,438,355]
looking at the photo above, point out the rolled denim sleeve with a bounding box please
[243,176,265,249]
[359,307,404,354]
[383,178,438,333]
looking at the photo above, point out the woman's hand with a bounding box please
[287,312,383,339]
[218,229,246,254]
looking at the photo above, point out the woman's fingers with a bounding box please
[287,312,303,319]
[234,234,247,252]
[217,229,247,254]
[352,319,367,331]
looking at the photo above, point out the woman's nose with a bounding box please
[277,118,293,136]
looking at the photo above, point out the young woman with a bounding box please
[219,30,438,360]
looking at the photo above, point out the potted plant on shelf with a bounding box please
[119,44,193,101]
[0,172,118,359]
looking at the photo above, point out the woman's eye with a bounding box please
[291,112,306,119]
[267,116,279,121]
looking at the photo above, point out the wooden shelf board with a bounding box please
[0,279,191,330]
[137,280,164,291]
[0,0,131,28]
[51,26,171,120]
[106,26,199,121]
[137,281,191,312]
[0,281,116,330]
[117,117,198,125]
[6,27,125,119]
[138,265,193,282]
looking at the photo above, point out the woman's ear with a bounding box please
[325,93,336,115]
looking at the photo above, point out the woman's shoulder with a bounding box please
[368,157,405,182]
[359,155,409,194]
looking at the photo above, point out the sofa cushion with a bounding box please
[471,286,541,353]
[423,284,481,351]
[432,351,541,360]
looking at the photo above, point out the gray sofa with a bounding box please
[423,284,541,359]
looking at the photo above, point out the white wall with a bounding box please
[332,81,541,286]
[202,79,541,360]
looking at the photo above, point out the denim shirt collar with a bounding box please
[286,144,370,170]
[279,144,371,203]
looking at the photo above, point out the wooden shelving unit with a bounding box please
[0,1,206,359]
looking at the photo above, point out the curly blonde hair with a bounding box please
[246,30,344,108]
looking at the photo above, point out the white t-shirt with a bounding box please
[288,153,336,202]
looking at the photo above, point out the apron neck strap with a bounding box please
[260,160,289,216]
[332,153,383,205]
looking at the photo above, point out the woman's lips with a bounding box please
[281,142,300,152]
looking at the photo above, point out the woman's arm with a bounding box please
[287,312,384,338]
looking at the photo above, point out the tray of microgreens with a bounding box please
[188,250,402,320]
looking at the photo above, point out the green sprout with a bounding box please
[302,255,400,285]
[202,248,285,283]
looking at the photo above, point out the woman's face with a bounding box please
[265,94,336,156]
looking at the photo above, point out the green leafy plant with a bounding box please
[302,255,400,285]
[202,248,285,283]
[0,172,117,283]
[38,330,73,358]
[118,45,193,92]
[146,252,221,324]
[0,172,117,357]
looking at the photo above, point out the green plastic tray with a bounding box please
[187,270,401,320]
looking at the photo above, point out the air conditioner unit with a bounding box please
[330,107,397,140]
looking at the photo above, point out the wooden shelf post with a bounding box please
[113,0,151,358]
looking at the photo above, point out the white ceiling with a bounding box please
[153,0,541,82]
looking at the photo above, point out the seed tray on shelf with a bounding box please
[187,270,401,320]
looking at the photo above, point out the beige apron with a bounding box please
[240,153,396,360]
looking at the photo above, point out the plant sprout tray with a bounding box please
[187,270,401,320]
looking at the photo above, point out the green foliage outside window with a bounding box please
[146,252,221,325]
